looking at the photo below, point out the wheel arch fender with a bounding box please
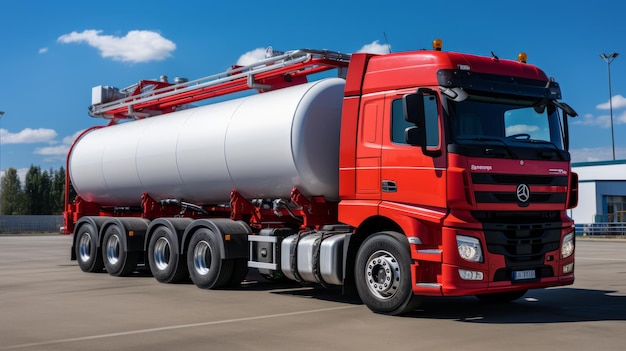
[101,217,150,253]
[182,219,251,259]
[342,215,405,295]
[145,218,193,255]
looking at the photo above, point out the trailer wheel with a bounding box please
[102,224,137,276]
[75,223,104,273]
[355,232,421,315]
[187,228,233,289]
[476,290,528,303]
[148,226,188,283]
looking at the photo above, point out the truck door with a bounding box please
[380,92,447,209]
[354,99,383,200]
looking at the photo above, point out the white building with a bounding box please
[570,160,626,224]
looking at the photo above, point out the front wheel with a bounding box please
[355,232,422,315]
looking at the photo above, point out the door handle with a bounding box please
[382,180,397,192]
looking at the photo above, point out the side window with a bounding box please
[391,96,440,147]
[391,99,412,144]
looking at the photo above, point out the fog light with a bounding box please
[563,262,574,274]
[459,269,484,281]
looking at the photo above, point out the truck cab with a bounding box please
[338,44,577,310]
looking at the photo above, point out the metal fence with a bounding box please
[575,223,626,237]
[0,215,63,233]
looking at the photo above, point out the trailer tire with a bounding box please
[102,224,137,276]
[355,232,421,315]
[148,226,188,283]
[476,290,528,303]
[75,223,104,273]
[187,228,233,289]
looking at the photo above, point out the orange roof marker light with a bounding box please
[432,38,443,51]
[518,52,528,63]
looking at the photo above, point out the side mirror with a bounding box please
[405,126,424,146]
[404,93,425,125]
[403,89,441,157]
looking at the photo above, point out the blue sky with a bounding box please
[1,0,625,181]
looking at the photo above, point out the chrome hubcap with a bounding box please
[365,250,401,299]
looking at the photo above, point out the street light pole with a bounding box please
[600,52,619,160]
[0,111,4,174]
[0,111,4,216]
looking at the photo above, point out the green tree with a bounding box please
[1,167,24,215]
[51,167,66,214]
[24,165,53,215]
[1,165,69,215]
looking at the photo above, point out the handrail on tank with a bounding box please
[88,48,351,119]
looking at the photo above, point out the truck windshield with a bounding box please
[448,97,565,151]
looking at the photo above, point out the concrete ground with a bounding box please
[1,235,625,351]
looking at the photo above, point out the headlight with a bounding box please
[561,232,575,258]
[457,235,483,262]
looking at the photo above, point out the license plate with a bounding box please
[512,270,536,280]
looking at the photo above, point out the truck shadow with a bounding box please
[114,267,626,323]
[404,288,626,324]
[260,282,626,323]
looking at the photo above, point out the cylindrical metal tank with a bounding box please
[69,78,345,206]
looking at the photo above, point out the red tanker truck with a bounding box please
[64,40,578,315]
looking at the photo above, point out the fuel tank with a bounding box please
[69,78,345,206]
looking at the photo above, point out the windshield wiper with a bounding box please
[530,139,566,160]
[509,138,566,161]
[456,137,519,159]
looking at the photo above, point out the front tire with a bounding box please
[102,224,137,276]
[75,223,104,273]
[355,232,421,315]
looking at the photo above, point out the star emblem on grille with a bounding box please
[516,184,530,203]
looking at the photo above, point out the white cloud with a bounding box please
[34,144,70,156]
[357,40,390,54]
[38,47,48,54]
[0,128,57,144]
[62,130,85,145]
[573,96,626,128]
[569,146,625,163]
[596,94,626,110]
[236,48,267,66]
[574,110,626,128]
[34,129,86,161]
[236,41,391,67]
[506,124,540,135]
[57,29,176,63]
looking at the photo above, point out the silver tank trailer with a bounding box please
[69,78,345,206]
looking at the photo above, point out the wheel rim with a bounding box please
[193,240,212,275]
[105,234,120,265]
[365,250,401,300]
[153,237,171,271]
[78,233,93,263]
